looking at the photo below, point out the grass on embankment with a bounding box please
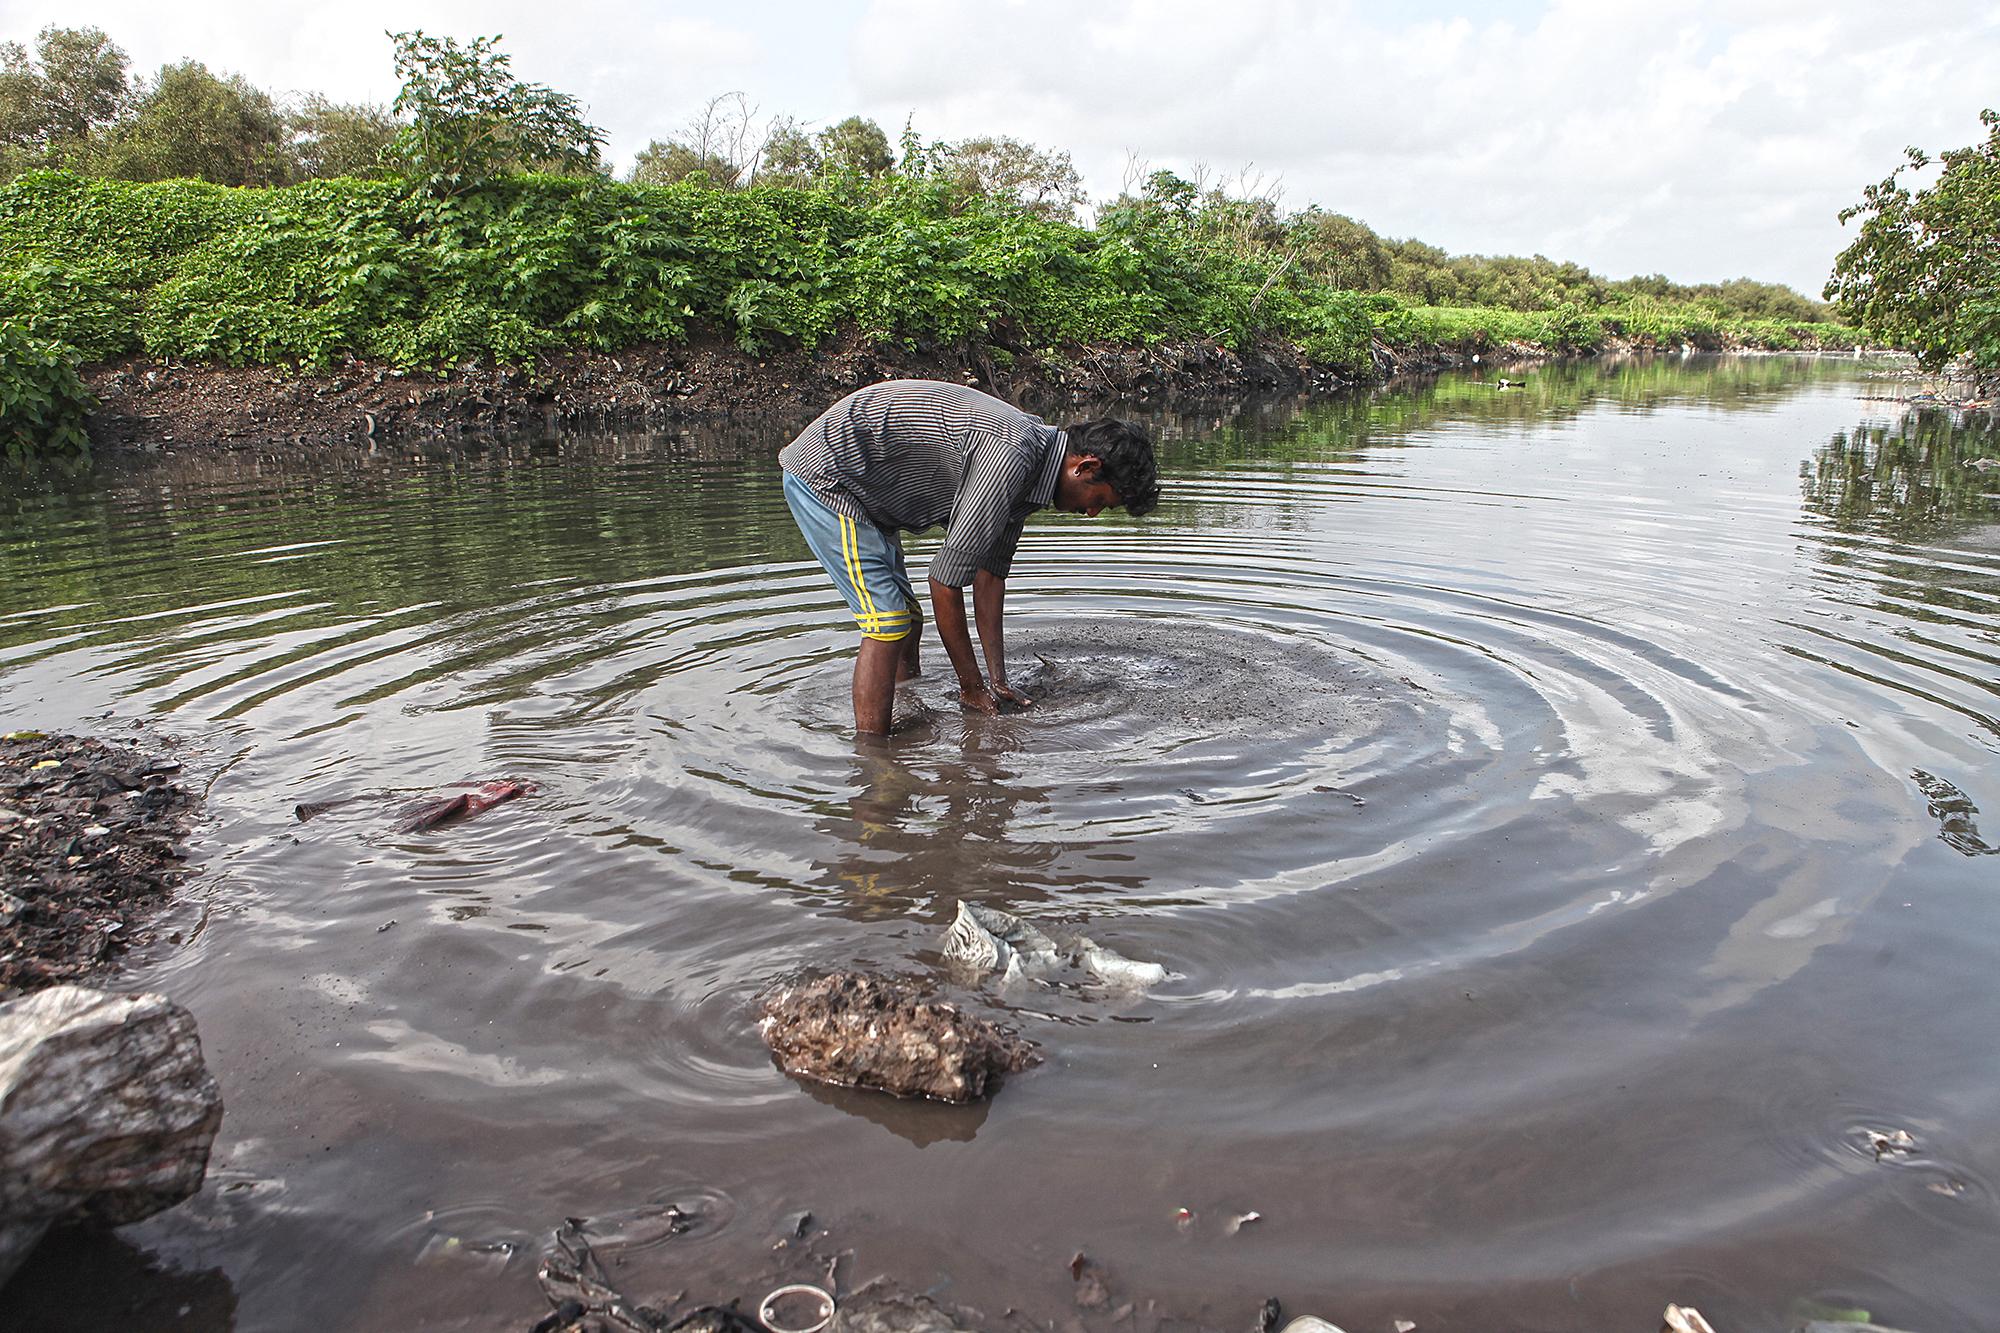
[0,171,1861,456]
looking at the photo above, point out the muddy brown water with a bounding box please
[3,356,1999,1332]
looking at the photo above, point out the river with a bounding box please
[2,354,1997,1332]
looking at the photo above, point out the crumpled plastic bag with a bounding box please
[939,901,1172,990]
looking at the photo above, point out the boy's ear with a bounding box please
[1073,454,1103,479]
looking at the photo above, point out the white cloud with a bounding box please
[845,0,2000,293]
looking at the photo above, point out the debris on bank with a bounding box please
[533,1203,981,1333]
[758,972,1037,1104]
[0,732,198,998]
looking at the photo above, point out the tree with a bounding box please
[287,95,399,179]
[935,135,1083,217]
[629,92,776,188]
[1826,109,2000,375]
[1139,168,1200,220]
[97,61,292,186]
[630,139,738,188]
[1289,209,1392,291]
[758,117,820,186]
[0,25,129,169]
[815,116,892,177]
[1386,239,1460,306]
[383,31,604,196]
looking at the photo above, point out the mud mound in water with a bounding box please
[1007,619,1408,742]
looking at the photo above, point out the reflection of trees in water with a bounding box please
[0,428,813,657]
[1800,409,2000,540]
[1799,410,2000,692]
[0,358,1870,656]
[1147,352,1847,470]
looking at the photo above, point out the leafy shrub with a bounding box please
[1537,301,1605,353]
[0,170,1861,376]
[0,326,94,458]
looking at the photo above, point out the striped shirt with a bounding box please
[777,379,1067,588]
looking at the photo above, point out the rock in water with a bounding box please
[0,986,223,1283]
[759,973,1037,1104]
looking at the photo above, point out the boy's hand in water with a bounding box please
[960,682,1034,714]
[993,681,1033,709]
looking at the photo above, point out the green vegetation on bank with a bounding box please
[0,169,1856,373]
[0,28,1861,459]
[0,322,92,459]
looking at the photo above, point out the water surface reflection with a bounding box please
[3,356,1998,1331]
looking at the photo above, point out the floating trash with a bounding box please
[939,901,1171,990]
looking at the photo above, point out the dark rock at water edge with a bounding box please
[759,972,1037,1104]
[0,986,223,1285]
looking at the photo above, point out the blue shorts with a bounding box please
[783,472,917,641]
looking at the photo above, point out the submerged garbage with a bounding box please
[530,1202,986,1333]
[758,971,1037,1104]
[293,778,535,832]
[939,901,1171,989]
[394,778,533,832]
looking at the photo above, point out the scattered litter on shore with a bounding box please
[532,1203,982,1333]
[0,731,197,998]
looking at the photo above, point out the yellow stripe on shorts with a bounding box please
[840,515,890,633]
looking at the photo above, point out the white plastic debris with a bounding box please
[1662,1306,1716,1333]
[941,901,1065,985]
[1278,1318,1348,1333]
[940,901,1171,990]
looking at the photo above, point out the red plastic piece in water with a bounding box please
[396,779,533,832]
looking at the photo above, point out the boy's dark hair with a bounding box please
[1062,418,1160,517]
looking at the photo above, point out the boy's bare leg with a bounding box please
[854,636,904,736]
[896,603,923,681]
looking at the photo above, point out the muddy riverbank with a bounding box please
[78,328,1508,451]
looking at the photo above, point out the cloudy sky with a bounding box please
[9,0,1996,296]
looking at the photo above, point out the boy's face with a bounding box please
[1055,454,1122,517]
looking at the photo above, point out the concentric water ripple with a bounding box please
[4,358,1999,1331]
